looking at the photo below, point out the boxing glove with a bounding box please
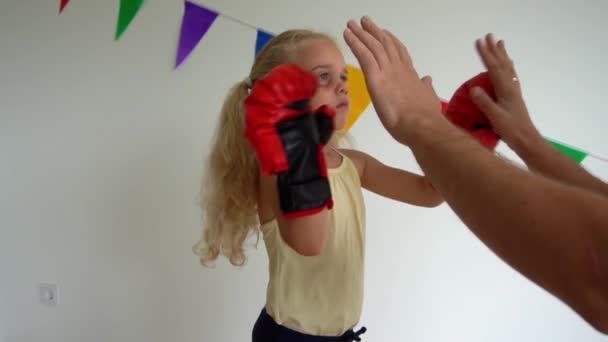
[445,72,500,150]
[244,64,336,219]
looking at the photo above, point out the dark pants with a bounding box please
[252,308,367,342]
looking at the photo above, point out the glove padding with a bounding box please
[444,72,500,150]
[244,64,336,219]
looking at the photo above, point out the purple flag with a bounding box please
[175,1,218,68]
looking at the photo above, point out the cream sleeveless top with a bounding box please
[259,152,367,336]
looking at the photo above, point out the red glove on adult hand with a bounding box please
[244,64,336,218]
[444,72,500,150]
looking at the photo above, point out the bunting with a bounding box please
[56,0,607,175]
[115,0,145,41]
[495,138,607,181]
[345,65,371,132]
[255,30,274,57]
[546,138,588,163]
[175,1,218,68]
[59,0,70,14]
[170,1,371,132]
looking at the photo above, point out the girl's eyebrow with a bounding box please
[312,65,348,75]
[311,64,332,71]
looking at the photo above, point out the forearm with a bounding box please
[277,209,330,256]
[275,174,333,255]
[342,148,443,207]
[364,167,443,207]
[408,176,444,207]
[405,116,608,330]
[261,173,331,256]
[510,133,608,197]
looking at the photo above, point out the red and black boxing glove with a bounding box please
[444,72,500,150]
[244,64,335,219]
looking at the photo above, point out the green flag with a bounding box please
[115,0,145,40]
[546,138,588,163]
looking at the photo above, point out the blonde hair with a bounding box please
[193,29,338,267]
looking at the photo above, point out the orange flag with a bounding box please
[344,65,371,132]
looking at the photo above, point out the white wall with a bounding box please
[1,0,607,341]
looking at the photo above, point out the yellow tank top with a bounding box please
[260,152,367,336]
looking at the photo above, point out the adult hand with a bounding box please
[343,16,442,145]
[470,34,542,150]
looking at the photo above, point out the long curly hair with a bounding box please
[192,29,339,267]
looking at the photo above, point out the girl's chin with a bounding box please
[335,114,348,129]
[335,124,346,132]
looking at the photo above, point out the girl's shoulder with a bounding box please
[336,148,367,179]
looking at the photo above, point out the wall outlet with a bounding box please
[38,283,58,306]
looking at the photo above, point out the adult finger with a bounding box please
[495,40,522,93]
[476,36,499,71]
[476,35,521,99]
[347,18,389,68]
[421,75,438,96]
[491,40,522,99]
[485,33,502,63]
[496,40,513,65]
[359,16,400,63]
[384,29,413,66]
[421,75,432,86]
[344,26,380,74]
[470,86,502,122]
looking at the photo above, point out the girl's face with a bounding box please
[294,38,350,131]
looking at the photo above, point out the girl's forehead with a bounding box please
[294,39,346,69]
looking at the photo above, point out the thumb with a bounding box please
[421,75,437,95]
[470,86,501,121]
[421,75,432,85]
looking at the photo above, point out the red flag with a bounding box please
[60,0,70,14]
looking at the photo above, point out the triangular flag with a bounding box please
[59,0,70,14]
[344,65,371,132]
[546,138,588,163]
[115,0,145,41]
[255,30,274,57]
[175,1,218,68]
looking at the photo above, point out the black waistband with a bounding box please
[255,308,367,342]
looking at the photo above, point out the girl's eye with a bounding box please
[341,74,348,82]
[318,72,330,82]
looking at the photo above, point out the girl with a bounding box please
[193,29,444,341]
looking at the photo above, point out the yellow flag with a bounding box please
[345,65,371,132]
